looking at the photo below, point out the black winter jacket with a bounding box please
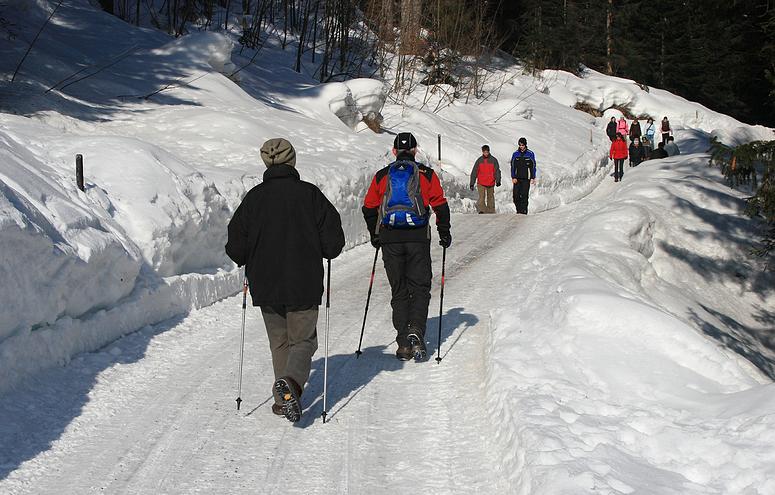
[225,164,345,306]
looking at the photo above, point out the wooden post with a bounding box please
[76,154,84,191]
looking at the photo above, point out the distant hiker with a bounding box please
[609,133,628,182]
[510,137,537,214]
[644,117,656,149]
[629,119,642,142]
[362,132,451,361]
[225,138,345,423]
[469,144,501,214]
[660,116,672,144]
[651,141,669,159]
[606,117,617,142]
[641,136,652,160]
[629,138,645,167]
[664,135,680,156]
[617,117,629,142]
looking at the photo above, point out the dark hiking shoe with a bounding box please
[396,344,413,361]
[395,333,413,361]
[407,324,427,361]
[271,403,284,416]
[273,377,302,423]
[408,334,427,360]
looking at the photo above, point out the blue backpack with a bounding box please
[380,160,429,228]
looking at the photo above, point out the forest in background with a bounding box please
[3,0,774,253]
[51,0,774,126]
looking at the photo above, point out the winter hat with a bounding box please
[518,137,527,146]
[394,132,418,150]
[260,138,296,167]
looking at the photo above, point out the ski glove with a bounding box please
[469,184,475,191]
[370,233,380,248]
[438,230,452,249]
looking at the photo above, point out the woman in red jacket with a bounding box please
[609,133,628,182]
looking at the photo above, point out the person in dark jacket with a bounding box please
[362,132,451,361]
[660,116,672,144]
[641,136,652,160]
[469,144,501,214]
[629,138,645,167]
[225,138,345,423]
[629,119,642,142]
[510,137,537,214]
[606,117,617,142]
[651,141,669,159]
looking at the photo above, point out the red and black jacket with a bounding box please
[362,155,450,244]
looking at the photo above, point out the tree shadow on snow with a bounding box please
[296,307,479,427]
[689,304,775,380]
[0,316,185,482]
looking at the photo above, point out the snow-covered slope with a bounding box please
[1,1,774,492]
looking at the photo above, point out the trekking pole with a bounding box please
[435,247,447,364]
[355,247,380,357]
[236,270,248,410]
[322,258,332,423]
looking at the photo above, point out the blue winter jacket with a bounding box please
[510,149,537,180]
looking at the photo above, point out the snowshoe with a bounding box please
[273,377,302,423]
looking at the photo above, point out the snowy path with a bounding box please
[0,210,564,494]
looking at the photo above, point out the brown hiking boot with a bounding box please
[395,333,413,361]
[273,377,303,423]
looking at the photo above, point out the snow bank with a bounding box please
[0,113,239,394]
[543,68,775,143]
[484,156,775,493]
[0,118,141,343]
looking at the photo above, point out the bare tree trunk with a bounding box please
[606,0,613,75]
[98,0,114,15]
[295,0,311,72]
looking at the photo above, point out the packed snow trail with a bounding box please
[0,210,560,494]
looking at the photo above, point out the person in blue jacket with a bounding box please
[510,137,537,214]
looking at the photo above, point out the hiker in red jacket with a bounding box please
[362,132,451,361]
[469,144,501,214]
[609,133,628,182]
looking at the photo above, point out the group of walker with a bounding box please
[226,133,450,423]
[224,116,682,424]
[607,115,680,182]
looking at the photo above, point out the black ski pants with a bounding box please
[381,242,432,342]
[614,158,625,180]
[512,180,531,214]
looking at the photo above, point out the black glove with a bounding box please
[469,184,474,191]
[370,233,380,248]
[496,181,501,187]
[438,230,452,249]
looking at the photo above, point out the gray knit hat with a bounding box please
[260,138,296,167]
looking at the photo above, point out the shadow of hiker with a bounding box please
[0,316,185,481]
[293,307,481,427]
[425,307,480,360]
[294,344,404,428]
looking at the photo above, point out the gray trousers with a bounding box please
[260,305,319,399]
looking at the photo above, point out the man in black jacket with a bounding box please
[225,138,345,423]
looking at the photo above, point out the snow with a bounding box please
[1,1,774,493]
